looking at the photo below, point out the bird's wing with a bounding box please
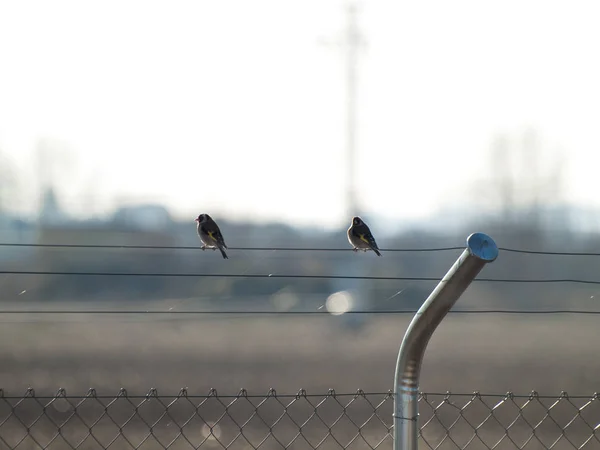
[360,234,375,246]
[200,225,219,242]
[358,229,379,249]
[205,226,227,247]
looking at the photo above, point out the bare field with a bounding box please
[0,313,597,395]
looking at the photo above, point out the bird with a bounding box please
[195,213,229,259]
[347,216,382,256]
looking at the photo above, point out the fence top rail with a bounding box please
[0,388,597,400]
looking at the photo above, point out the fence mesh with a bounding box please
[0,389,598,450]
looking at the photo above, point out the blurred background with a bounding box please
[1,0,600,400]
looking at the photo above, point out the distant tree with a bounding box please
[0,151,16,216]
[487,128,566,229]
[39,186,68,225]
[35,137,76,221]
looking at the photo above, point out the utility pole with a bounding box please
[343,0,365,219]
[320,1,365,220]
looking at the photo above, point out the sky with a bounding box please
[1,0,599,229]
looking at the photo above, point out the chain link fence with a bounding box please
[0,389,599,450]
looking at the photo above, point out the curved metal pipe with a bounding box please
[393,232,498,450]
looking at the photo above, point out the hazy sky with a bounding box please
[1,0,599,228]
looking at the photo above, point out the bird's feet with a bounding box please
[201,246,206,251]
[352,247,358,252]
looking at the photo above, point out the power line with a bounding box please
[3,270,600,284]
[2,242,600,256]
[499,247,600,256]
[0,243,464,252]
[0,310,599,315]
[0,271,436,280]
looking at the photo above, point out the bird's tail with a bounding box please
[219,246,229,259]
[373,247,382,257]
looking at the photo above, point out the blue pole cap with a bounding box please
[466,232,498,262]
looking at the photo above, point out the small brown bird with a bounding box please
[195,213,229,259]
[347,216,382,256]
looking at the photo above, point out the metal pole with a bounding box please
[393,232,498,450]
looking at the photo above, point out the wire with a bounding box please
[499,247,600,256]
[0,390,593,399]
[0,242,464,252]
[1,310,599,315]
[3,242,600,256]
[3,271,600,284]
[2,271,433,280]
[0,391,394,400]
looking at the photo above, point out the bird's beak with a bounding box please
[194,218,199,222]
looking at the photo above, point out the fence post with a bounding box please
[393,232,498,450]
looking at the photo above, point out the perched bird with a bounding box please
[347,216,382,256]
[195,213,229,259]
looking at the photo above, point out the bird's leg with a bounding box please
[201,245,206,251]
[353,247,358,252]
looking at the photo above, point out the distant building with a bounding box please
[112,204,172,231]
